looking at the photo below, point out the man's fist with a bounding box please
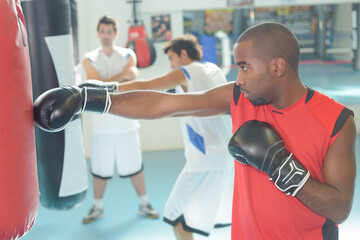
[228,120,310,196]
[33,86,111,132]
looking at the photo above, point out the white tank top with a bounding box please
[176,61,233,171]
[85,46,139,133]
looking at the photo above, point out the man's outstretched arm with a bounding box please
[109,82,234,119]
[33,81,234,132]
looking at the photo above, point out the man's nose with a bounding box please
[235,72,244,86]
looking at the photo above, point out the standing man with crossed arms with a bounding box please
[81,15,159,224]
[82,34,234,239]
[34,22,356,239]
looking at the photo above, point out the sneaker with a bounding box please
[139,203,159,219]
[82,205,104,224]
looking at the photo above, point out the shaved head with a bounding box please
[237,22,300,72]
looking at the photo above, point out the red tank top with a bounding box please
[230,84,353,240]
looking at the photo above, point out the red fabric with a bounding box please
[126,25,156,68]
[0,0,39,239]
[230,88,345,239]
[127,25,148,40]
[134,38,151,68]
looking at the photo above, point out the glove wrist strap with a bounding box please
[272,153,310,196]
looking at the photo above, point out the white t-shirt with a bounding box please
[176,61,233,171]
[84,46,139,133]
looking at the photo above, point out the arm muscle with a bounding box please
[296,116,357,223]
[109,82,234,119]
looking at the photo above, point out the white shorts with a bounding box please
[90,131,143,178]
[163,167,234,236]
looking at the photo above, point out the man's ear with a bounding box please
[270,58,286,77]
[180,49,188,59]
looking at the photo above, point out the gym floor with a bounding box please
[22,63,360,240]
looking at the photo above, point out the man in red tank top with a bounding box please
[33,22,357,240]
[224,22,355,239]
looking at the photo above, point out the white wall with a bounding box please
[77,0,227,49]
[332,4,353,60]
[255,0,360,7]
[77,0,227,157]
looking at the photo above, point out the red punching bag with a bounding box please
[0,0,39,239]
[126,0,156,68]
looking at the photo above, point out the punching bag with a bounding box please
[127,25,156,68]
[126,0,156,68]
[22,0,87,210]
[0,0,39,239]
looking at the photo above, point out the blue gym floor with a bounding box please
[22,63,360,240]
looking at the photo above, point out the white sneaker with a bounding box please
[139,203,159,219]
[82,205,104,224]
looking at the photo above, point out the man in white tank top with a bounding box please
[81,16,159,224]
[116,34,234,240]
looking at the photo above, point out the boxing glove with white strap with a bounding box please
[228,120,310,196]
[78,79,119,93]
[33,86,111,132]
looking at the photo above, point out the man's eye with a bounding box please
[241,66,248,72]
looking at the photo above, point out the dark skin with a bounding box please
[109,39,356,224]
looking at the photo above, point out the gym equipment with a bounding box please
[0,0,39,238]
[22,0,87,210]
[126,0,156,68]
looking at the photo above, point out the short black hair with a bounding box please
[237,22,300,72]
[163,34,203,61]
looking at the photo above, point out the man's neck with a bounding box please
[183,59,197,66]
[271,79,307,110]
[101,45,115,56]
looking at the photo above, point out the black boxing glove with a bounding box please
[33,86,111,132]
[78,79,119,93]
[228,120,310,196]
[228,131,250,165]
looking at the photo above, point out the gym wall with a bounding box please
[76,0,228,158]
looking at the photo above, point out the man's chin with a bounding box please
[250,98,266,106]
[102,41,112,47]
